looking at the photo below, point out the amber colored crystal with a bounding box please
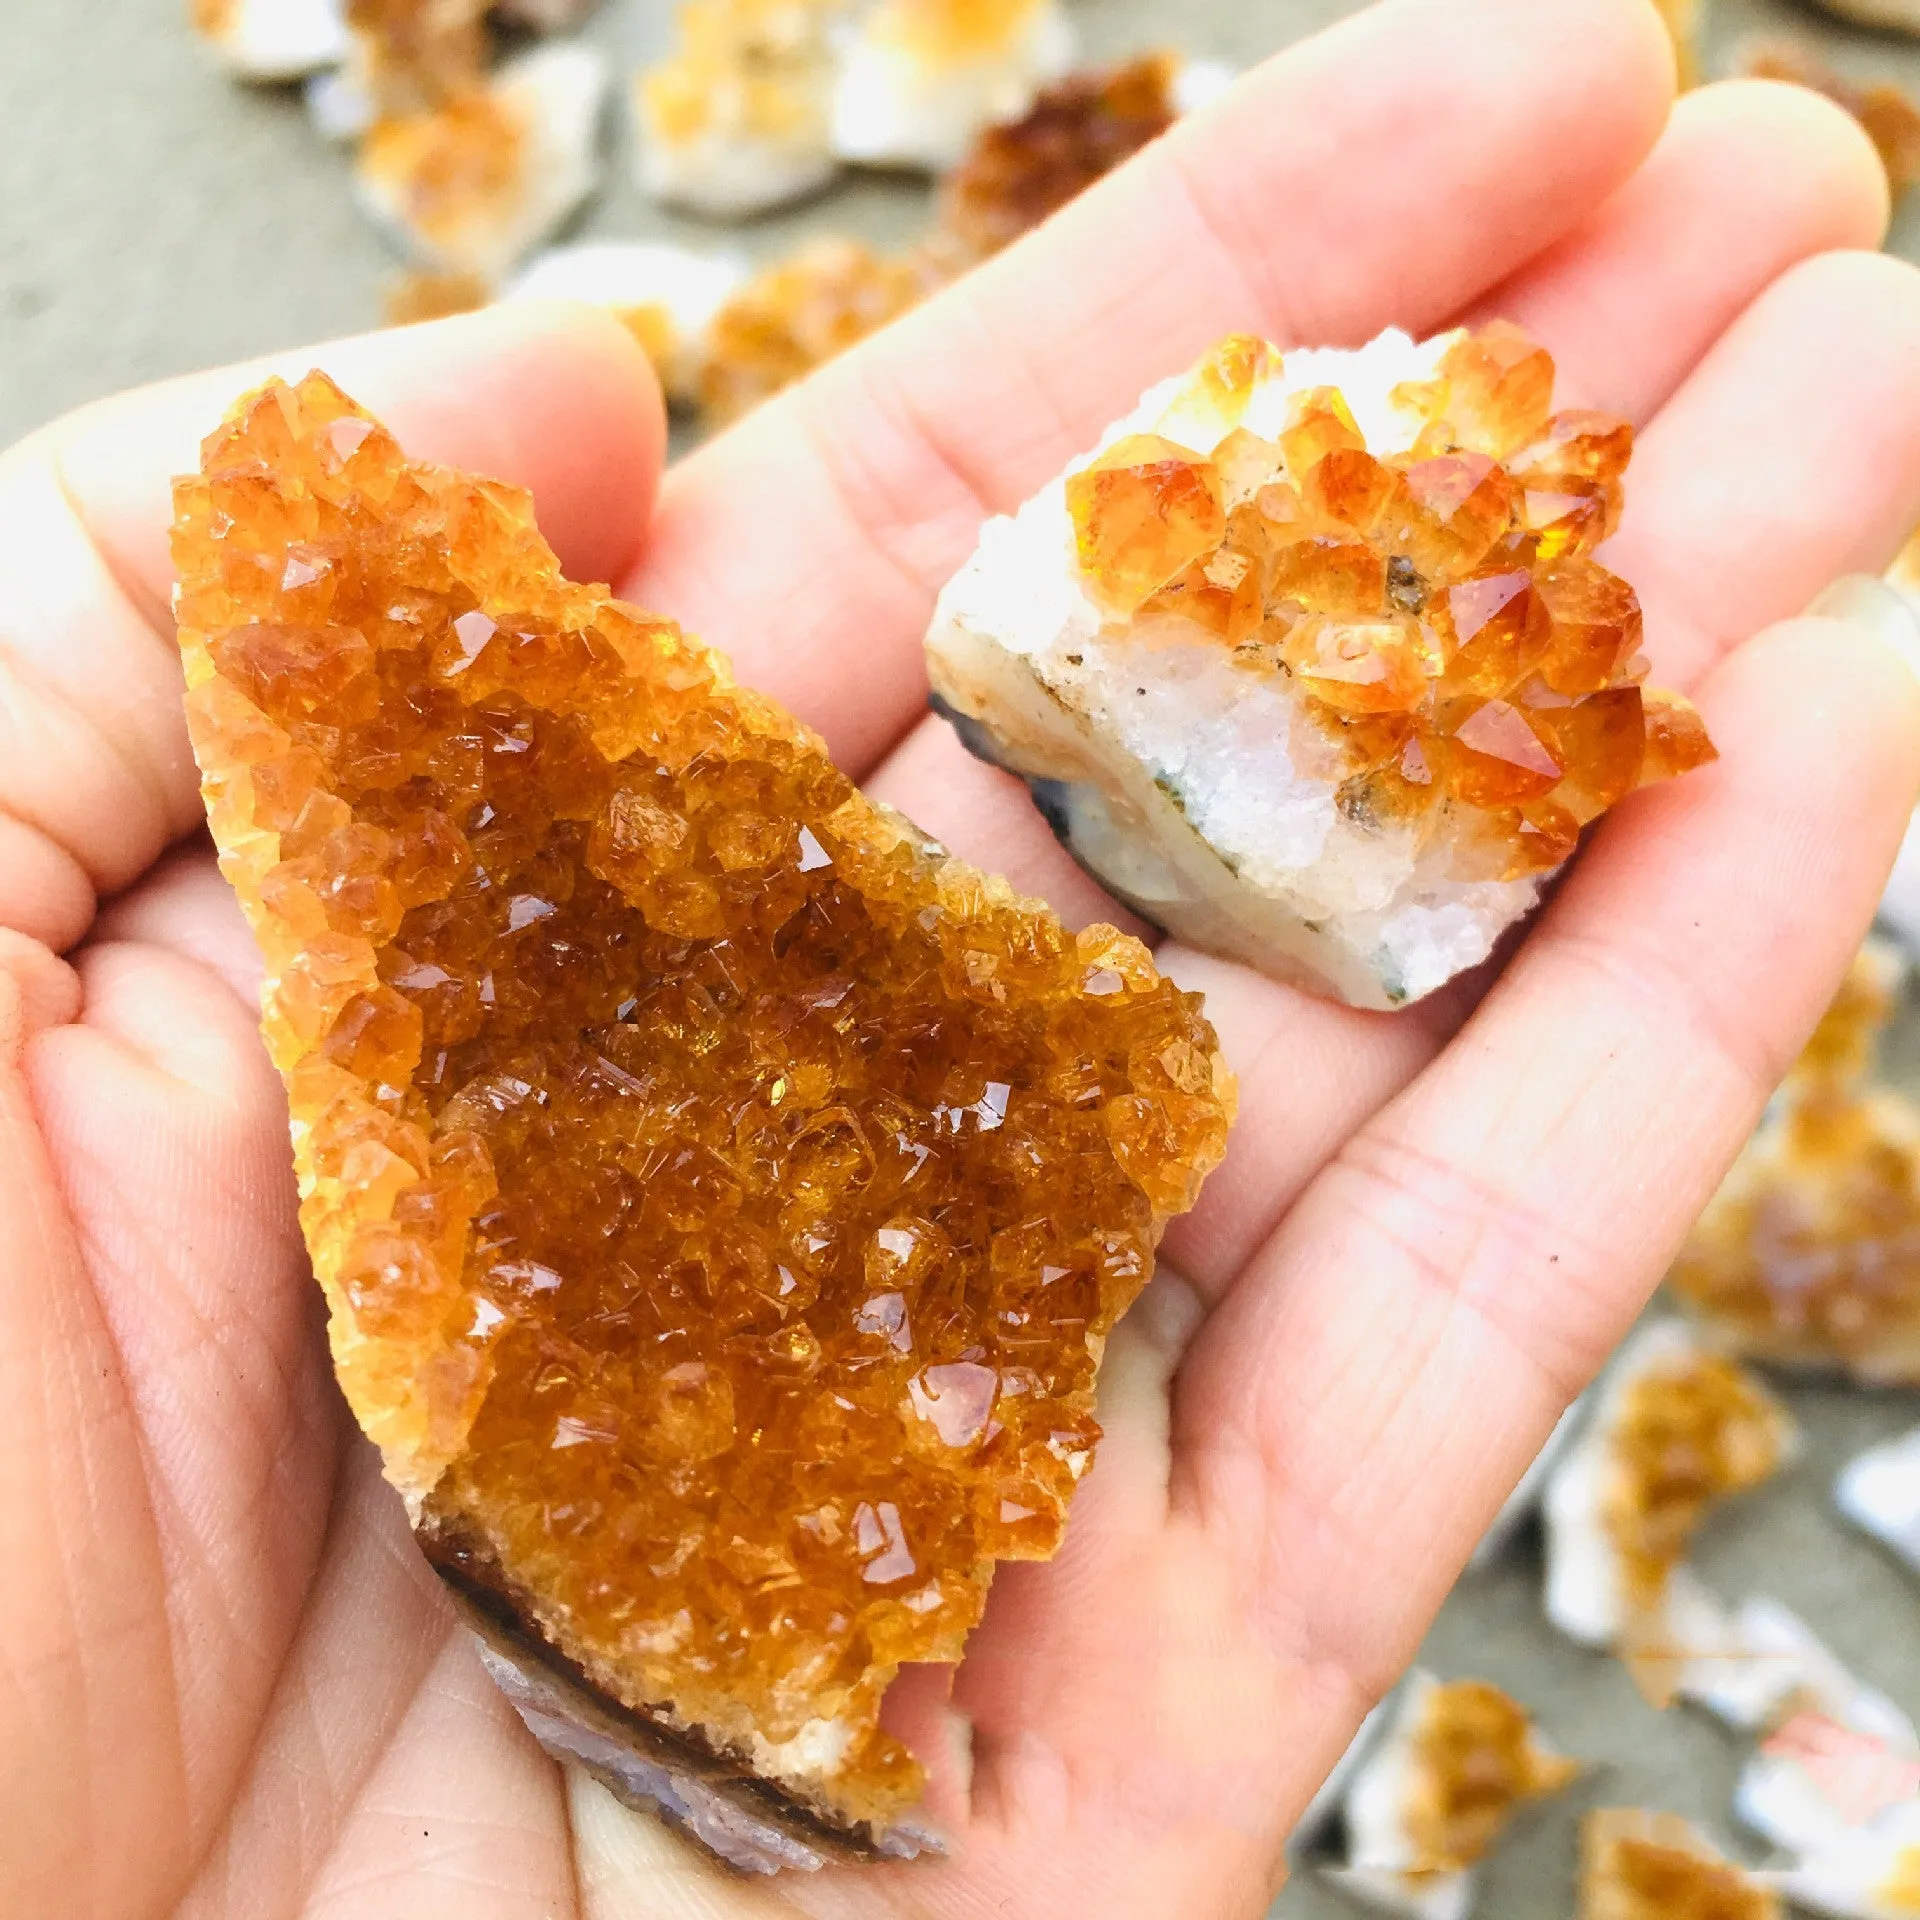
[698,238,931,424]
[1741,39,1920,194]
[382,268,491,326]
[1062,323,1713,882]
[939,54,1180,260]
[642,0,840,149]
[359,90,526,250]
[1402,1681,1578,1874]
[1671,944,1920,1381]
[1067,433,1229,617]
[1652,0,1701,91]
[1580,1811,1778,1920]
[171,372,1230,1841]
[1602,1352,1790,1622]
[869,0,1043,63]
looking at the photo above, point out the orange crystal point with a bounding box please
[1404,1680,1578,1874]
[1066,433,1228,616]
[1060,323,1710,885]
[938,51,1181,260]
[1671,942,1920,1381]
[698,238,930,424]
[1580,1810,1779,1920]
[171,371,1231,1854]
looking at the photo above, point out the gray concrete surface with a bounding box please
[8,4,1920,1918]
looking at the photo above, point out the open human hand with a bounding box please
[7,2,1920,1916]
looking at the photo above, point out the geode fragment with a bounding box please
[925,327,1716,1011]
[170,372,1231,1865]
[1310,1671,1576,1920]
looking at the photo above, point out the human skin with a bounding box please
[5,2,1920,1916]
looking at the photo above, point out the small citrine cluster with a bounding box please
[1065,326,1716,884]
[171,372,1230,1828]
[700,238,935,422]
[1603,1354,1790,1621]
[1581,1811,1778,1920]
[938,51,1179,260]
[1404,1681,1578,1874]
[1672,945,1920,1381]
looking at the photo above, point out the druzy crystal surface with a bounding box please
[1602,1354,1789,1627]
[1672,943,1920,1383]
[1063,327,1713,887]
[1403,1680,1578,1873]
[699,237,931,421]
[171,372,1230,1851]
[928,325,1717,1009]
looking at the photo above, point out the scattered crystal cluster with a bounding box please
[171,372,1231,1853]
[633,0,843,217]
[1316,1672,1576,1918]
[831,0,1074,170]
[697,237,935,422]
[1544,1322,1794,1698]
[1671,943,1920,1385]
[928,326,1715,1008]
[937,51,1182,261]
[1579,1810,1778,1920]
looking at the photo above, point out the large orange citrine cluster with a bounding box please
[1065,326,1715,884]
[1404,1681,1578,1874]
[1671,943,1920,1382]
[171,373,1231,1841]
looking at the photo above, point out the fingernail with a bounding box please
[1809,573,1920,681]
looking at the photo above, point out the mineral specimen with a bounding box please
[832,0,1076,171]
[937,51,1184,262]
[1543,1321,1794,1698]
[697,235,932,423]
[171,371,1231,1864]
[1320,1672,1577,1920]
[634,0,843,217]
[503,241,748,406]
[926,326,1716,1010]
[354,41,608,281]
[1739,41,1920,196]
[190,0,347,79]
[1580,1810,1778,1920]
[1670,942,1920,1384]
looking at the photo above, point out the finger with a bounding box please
[627,0,1674,773]
[0,303,664,949]
[1172,608,1920,1724]
[90,840,263,1009]
[1616,249,1920,688]
[1469,78,1889,419]
[0,930,80,1037]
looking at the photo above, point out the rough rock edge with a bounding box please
[422,1515,946,1875]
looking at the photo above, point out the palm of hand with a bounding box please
[8,5,1920,1917]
